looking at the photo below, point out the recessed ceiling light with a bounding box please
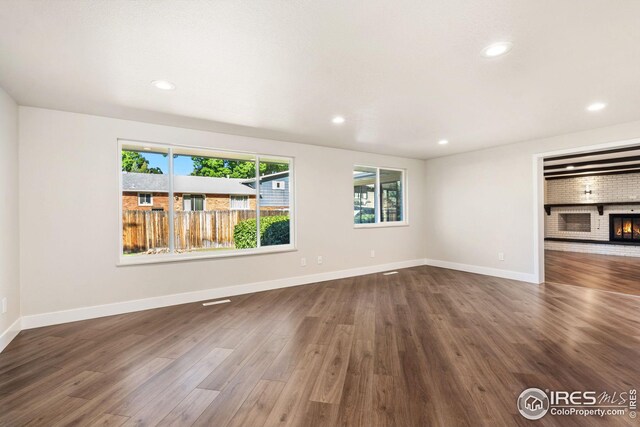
[586,102,606,112]
[151,80,176,91]
[143,146,152,151]
[332,116,345,124]
[438,139,449,145]
[566,165,575,170]
[481,42,513,58]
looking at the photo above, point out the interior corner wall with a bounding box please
[423,120,640,281]
[18,107,426,318]
[0,86,20,343]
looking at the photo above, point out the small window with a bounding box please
[353,166,406,226]
[138,193,153,206]
[272,181,285,190]
[183,194,205,211]
[230,195,249,210]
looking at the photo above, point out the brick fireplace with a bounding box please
[544,172,640,257]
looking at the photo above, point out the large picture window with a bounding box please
[120,140,293,263]
[353,166,406,226]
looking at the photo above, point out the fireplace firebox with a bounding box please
[609,214,640,243]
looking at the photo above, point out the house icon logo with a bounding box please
[517,388,549,420]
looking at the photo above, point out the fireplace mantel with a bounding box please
[544,201,640,216]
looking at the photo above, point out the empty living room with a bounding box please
[1,1,639,426]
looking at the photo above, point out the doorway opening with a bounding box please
[535,140,640,296]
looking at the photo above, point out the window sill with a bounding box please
[354,222,409,229]
[117,244,296,266]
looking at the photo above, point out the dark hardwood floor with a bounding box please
[1,266,639,426]
[545,249,640,296]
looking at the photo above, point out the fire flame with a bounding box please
[624,221,632,234]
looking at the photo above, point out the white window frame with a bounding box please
[272,181,286,190]
[118,139,296,266]
[183,194,206,212]
[230,195,250,210]
[353,165,408,229]
[138,192,153,206]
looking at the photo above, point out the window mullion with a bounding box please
[168,148,175,253]
[255,156,261,248]
[375,167,381,223]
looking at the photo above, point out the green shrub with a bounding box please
[234,215,290,249]
[354,213,375,224]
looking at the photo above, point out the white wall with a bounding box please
[19,107,425,318]
[424,119,640,281]
[0,87,20,344]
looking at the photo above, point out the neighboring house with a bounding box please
[242,171,290,210]
[122,173,256,212]
[122,171,290,211]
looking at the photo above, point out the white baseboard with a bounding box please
[20,258,425,330]
[0,317,22,353]
[11,257,539,343]
[423,258,539,284]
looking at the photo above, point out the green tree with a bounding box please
[190,157,287,178]
[121,151,163,174]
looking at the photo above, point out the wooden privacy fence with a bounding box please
[122,209,288,254]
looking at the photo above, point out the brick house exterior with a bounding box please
[121,192,257,212]
[122,172,288,212]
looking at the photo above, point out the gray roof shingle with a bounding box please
[122,173,255,195]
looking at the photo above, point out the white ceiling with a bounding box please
[1,0,640,159]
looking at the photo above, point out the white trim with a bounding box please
[118,244,297,266]
[532,155,544,284]
[531,136,640,284]
[375,167,381,223]
[137,192,153,206]
[22,258,425,330]
[0,317,21,353]
[423,258,538,284]
[168,147,175,252]
[354,222,409,229]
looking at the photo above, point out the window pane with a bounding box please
[192,195,204,211]
[121,145,169,256]
[258,158,291,247]
[183,194,192,211]
[354,167,376,224]
[230,196,249,210]
[172,148,257,252]
[380,169,403,222]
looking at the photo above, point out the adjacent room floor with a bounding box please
[545,250,640,296]
[1,266,638,427]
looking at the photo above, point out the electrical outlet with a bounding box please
[370,250,375,258]
[498,252,505,261]
[317,256,323,265]
[1,297,7,314]
[300,257,307,267]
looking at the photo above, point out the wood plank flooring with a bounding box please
[1,265,639,426]
[545,249,640,296]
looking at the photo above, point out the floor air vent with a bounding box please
[202,299,231,306]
